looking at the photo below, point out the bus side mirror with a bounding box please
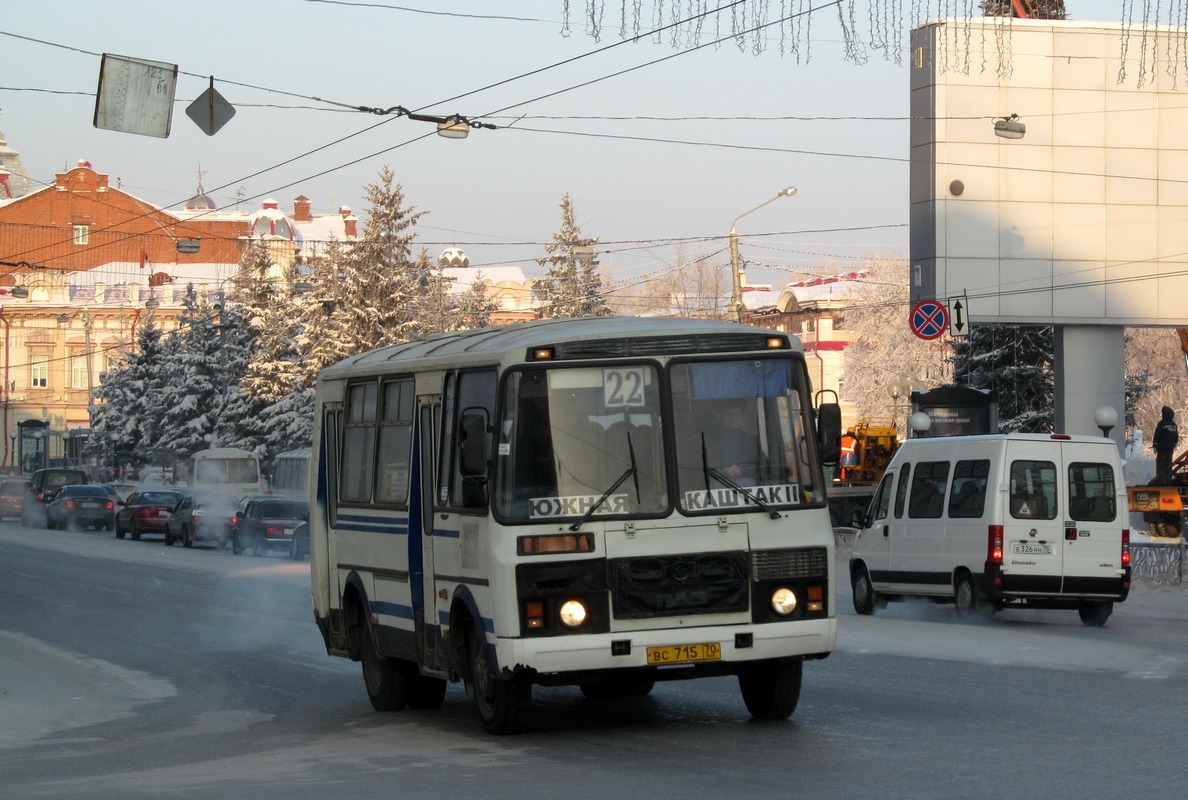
[459,410,490,509]
[817,402,842,464]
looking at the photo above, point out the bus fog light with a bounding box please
[558,600,588,628]
[770,587,797,615]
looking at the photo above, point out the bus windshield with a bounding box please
[494,357,822,523]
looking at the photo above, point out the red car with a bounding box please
[115,489,185,541]
[0,477,29,521]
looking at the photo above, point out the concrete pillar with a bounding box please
[1054,325,1125,449]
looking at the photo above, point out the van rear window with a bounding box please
[1068,462,1116,522]
[1009,460,1057,520]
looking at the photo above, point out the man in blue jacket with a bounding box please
[1153,405,1179,485]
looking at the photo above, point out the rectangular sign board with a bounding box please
[94,53,178,138]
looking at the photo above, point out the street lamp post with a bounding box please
[729,186,797,323]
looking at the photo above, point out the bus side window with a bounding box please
[448,370,497,509]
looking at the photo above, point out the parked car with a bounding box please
[232,496,309,556]
[116,489,185,541]
[0,477,30,521]
[165,492,239,548]
[45,484,116,531]
[22,468,88,527]
[290,521,309,560]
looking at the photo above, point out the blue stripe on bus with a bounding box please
[372,600,414,620]
[432,528,461,538]
[334,513,408,535]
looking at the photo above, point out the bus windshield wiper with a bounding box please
[570,431,639,532]
[700,433,780,519]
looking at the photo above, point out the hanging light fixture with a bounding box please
[993,113,1026,140]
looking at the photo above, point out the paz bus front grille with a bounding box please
[609,551,750,619]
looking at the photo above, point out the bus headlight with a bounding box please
[770,587,798,616]
[558,599,588,628]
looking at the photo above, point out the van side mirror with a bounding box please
[850,505,871,529]
[817,402,842,464]
[459,409,490,508]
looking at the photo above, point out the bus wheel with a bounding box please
[469,627,530,734]
[406,668,448,710]
[852,567,877,615]
[738,657,802,720]
[1078,601,1112,627]
[361,625,409,711]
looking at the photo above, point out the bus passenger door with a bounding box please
[417,396,450,671]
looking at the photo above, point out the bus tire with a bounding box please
[738,657,802,720]
[361,625,409,712]
[469,627,530,734]
[1078,600,1112,627]
[852,566,877,615]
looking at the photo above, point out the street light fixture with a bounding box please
[993,113,1026,140]
[729,186,797,323]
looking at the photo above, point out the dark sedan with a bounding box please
[164,492,239,548]
[116,490,185,541]
[232,497,309,556]
[46,484,116,531]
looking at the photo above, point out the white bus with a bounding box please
[270,448,311,499]
[189,447,262,499]
[309,317,842,734]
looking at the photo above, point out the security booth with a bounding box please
[909,386,998,438]
[18,419,49,474]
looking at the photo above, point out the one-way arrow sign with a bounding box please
[948,295,969,337]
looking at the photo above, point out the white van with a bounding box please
[848,433,1131,626]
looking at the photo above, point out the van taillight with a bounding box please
[988,525,1004,564]
[1121,529,1130,567]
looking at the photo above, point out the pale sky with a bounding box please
[0,0,1135,295]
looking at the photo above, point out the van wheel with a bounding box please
[1078,601,1112,627]
[738,657,802,719]
[361,623,410,711]
[470,627,530,734]
[954,574,993,621]
[852,567,877,615]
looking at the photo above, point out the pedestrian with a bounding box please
[1152,405,1179,485]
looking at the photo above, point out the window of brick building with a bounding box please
[73,225,89,245]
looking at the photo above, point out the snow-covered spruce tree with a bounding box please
[89,316,157,469]
[951,324,1054,433]
[231,240,306,403]
[335,165,429,351]
[153,287,232,466]
[453,268,500,330]
[297,237,357,387]
[535,194,611,319]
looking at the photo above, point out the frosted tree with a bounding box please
[335,165,429,350]
[153,287,228,463]
[838,258,953,432]
[535,194,611,319]
[453,268,500,330]
[612,246,726,318]
[230,240,306,403]
[297,237,357,386]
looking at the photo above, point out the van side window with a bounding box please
[893,463,911,519]
[948,459,990,519]
[1068,462,1116,522]
[908,461,949,518]
[1009,459,1057,520]
[870,475,893,523]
